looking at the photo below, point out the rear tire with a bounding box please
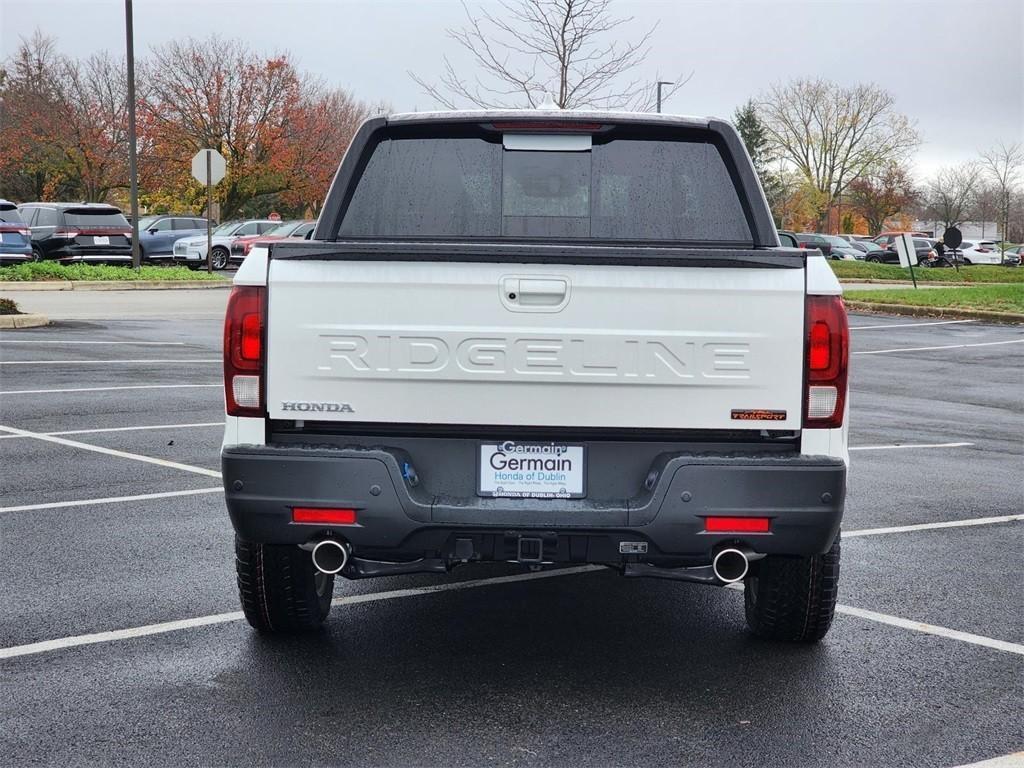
[743,537,840,642]
[235,536,334,633]
[31,245,44,262]
[866,255,881,263]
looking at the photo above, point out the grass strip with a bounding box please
[0,262,225,282]
[845,285,1024,314]
[830,260,1023,284]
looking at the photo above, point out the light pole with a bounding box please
[656,81,673,114]
[125,0,141,269]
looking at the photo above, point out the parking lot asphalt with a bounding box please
[0,293,1022,768]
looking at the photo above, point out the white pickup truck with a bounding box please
[221,110,849,641]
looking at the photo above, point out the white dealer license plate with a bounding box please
[478,442,586,499]
[93,235,109,245]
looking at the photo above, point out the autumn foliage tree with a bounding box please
[846,163,917,235]
[1,32,369,218]
[0,33,129,203]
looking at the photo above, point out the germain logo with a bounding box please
[281,401,355,413]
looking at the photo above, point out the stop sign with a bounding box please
[191,149,226,185]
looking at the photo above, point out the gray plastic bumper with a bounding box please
[222,444,845,561]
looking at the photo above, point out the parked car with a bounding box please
[0,200,33,265]
[172,219,278,270]
[223,109,849,642]
[795,233,859,259]
[135,215,210,262]
[229,220,315,264]
[777,230,799,248]
[18,202,132,264]
[836,234,873,243]
[849,240,884,258]
[951,240,1011,265]
[999,244,1023,265]
[866,236,937,265]
[872,232,929,249]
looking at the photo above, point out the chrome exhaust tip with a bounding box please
[311,539,350,575]
[711,547,750,584]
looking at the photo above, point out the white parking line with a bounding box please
[844,514,1023,538]
[849,319,978,330]
[855,339,1024,355]
[0,424,222,479]
[0,487,223,514]
[0,422,224,440]
[0,340,188,345]
[850,442,974,451]
[0,359,219,365]
[954,752,1024,768]
[833,605,1024,656]
[1,384,220,395]
[2,562,1022,661]
[0,566,603,660]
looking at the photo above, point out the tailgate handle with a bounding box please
[504,277,568,307]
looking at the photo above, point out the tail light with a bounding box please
[704,516,771,533]
[243,241,254,255]
[223,285,266,417]
[0,224,30,236]
[804,295,849,429]
[53,228,80,240]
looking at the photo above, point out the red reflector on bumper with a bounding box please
[292,507,357,525]
[704,516,771,533]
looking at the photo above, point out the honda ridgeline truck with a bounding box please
[221,110,849,642]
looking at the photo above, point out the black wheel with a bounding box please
[235,536,334,633]
[211,247,229,270]
[866,255,881,263]
[962,258,972,266]
[31,245,44,262]
[744,537,840,642]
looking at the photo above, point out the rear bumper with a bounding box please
[222,445,846,565]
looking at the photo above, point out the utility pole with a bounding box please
[124,0,141,269]
[656,81,673,114]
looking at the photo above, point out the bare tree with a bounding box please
[758,79,920,229]
[971,183,1000,238]
[979,141,1023,259]
[922,162,981,231]
[410,0,690,111]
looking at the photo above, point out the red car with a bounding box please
[229,220,315,263]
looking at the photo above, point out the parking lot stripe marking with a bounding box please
[849,319,978,330]
[0,358,219,365]
[0,487,223,514]
[0,421,224,440]
[844,514,1023,538]
[2,563,1022,661]
[855,339,1024,355]
[1,383,220,395]
[954,752,1024,768]
[833,605,1024,656]
[0,566,603,660]
[850,442,973,451]
[0,340,188,345]
[0,424,222,479]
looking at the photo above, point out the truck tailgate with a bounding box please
[265,259,804,431]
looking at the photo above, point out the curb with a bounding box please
[843,301,1024,324]
[0,280,229,291]
[0,313,50,329]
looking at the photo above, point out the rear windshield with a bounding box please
[64,210,128,227]
[0,206,24,224]
[339,133,752,244]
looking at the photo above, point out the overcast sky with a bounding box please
[2,0,1021,177]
